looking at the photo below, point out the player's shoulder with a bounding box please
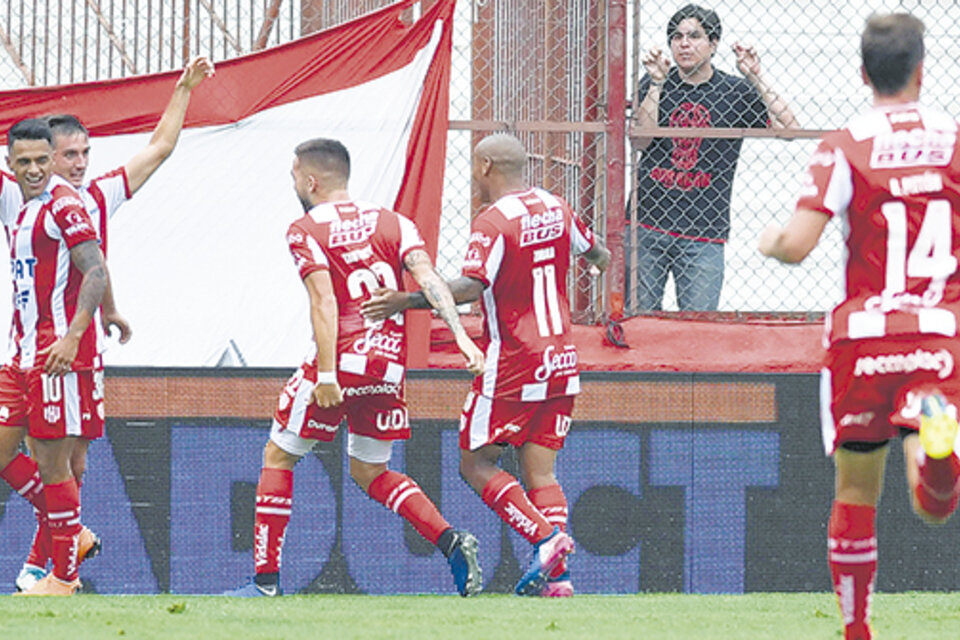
[87,165,126,186]
[47,176,85,207]
[843,103,958,142]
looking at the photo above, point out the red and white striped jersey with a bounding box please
[462,187,595,401]
[286,200,425,384]
[83,167,131,255]
[0,172,20,230]
[797,103,960,346]
[8,174,100,370]
[1,167,129,359]
[0,167,129,252]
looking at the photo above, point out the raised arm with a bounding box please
[124,56,215,194]
[303,269,343,408]
[41,240,107,375]
[732,42,799,130]
[403,249,484,375]
[630,48,671,152]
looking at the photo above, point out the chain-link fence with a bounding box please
[2,1,960,321]
[629,1,960,316]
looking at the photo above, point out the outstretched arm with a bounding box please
[40,241,107,375]
[758,208,830,264]
[360,275,485,322]
[125,56,215,194]
[584,239,612,273]
[304,270,343,408]
[403,249,484,375]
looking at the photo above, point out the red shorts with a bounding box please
[822,336,960,454]
[459,392,574,451]
[0,364,103,439]
[272,361,409,444]
[0,365,28,429]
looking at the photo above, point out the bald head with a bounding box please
[474,134,526,178]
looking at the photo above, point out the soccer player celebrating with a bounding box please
[0,118,107,595]
[759,13,960,639]
[0,55,214,592]
[363,133,611,596]
[225,138,485,597]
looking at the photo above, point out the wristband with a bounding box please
[316,370,337,385]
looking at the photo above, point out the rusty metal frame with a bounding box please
[0,23,33,85]
[85,0,137,75]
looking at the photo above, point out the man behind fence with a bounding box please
[759,13,960,640]
[225,138,485,598]
[629,3,798,311]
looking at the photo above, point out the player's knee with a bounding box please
[349,457,385,493]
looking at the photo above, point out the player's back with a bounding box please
[802,103,960,343]
[466,188,594,400]
[287,200,424,379]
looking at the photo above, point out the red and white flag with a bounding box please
[0,0,453,366]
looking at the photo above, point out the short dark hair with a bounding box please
[861,13,925,96]
[667,4,721,43]
[8,118,53,151]
[45,114,89,139]
[294,138,350,179]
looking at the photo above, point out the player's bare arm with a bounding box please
[758,207,831,264]
[403,249,484,375]
[304,270,343,408]
[40,240,107,375]
[100,266,132,344]
[360,275,485,322]
[125,55,215,194]
[584,241,612,272]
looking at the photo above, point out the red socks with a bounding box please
[481,471,553,544]
[254,468,293,576]
[0,453,50,568]
[367,470,449,545]
[828,501,877,640]
[44,479,82,583]
[528,483,568,577]
[914,451,960,520]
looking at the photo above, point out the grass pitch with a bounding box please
[1,592,959,639]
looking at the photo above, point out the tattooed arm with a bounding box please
[402,249,484,375]
[40,240,107,375]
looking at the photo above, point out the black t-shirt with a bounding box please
[634,67,767,240]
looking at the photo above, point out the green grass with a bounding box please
[0,593,958,639]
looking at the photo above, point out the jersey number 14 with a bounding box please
[880,198,959,293]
